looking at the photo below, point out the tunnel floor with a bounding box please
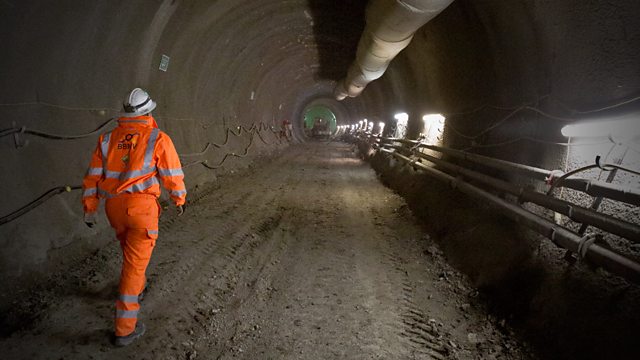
[2,142,532,359]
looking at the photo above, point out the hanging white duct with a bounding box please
[334,0,455,100]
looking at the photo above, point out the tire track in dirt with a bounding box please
[343,162,455,360]
[367,194,455,360]
[116,150,306,359]
[143,210,286,359]
[200,208,292,359]
[370,199,451,360]
[384,234,451,360]
[0,146,302,360]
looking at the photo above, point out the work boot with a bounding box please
[114,322,146,347]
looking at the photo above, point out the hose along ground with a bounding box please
[0,123,284,226]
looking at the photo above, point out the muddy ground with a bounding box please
[0,142,532,359]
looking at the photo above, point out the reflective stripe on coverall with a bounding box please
[82,115,186,336]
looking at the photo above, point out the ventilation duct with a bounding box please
[334,0,455,100]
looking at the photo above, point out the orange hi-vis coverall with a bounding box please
[82,115,186,337]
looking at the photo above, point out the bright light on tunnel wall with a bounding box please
[394,113,409,138]
[557,115,640,196]
[561,117,640,139]
[422,114,446,145]
[559,116,640,191]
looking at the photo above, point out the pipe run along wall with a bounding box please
[334,0,455,100]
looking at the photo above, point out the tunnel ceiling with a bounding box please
[2,0,638,137]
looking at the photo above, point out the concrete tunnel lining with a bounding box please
[0,0,639,359]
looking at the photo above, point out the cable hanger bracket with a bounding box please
[12,122,28,149]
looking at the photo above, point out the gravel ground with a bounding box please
[0,142,533,359]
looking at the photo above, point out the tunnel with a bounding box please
[1,0,639,358]
[303,104,337,137]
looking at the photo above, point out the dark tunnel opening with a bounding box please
[1,0,640,359]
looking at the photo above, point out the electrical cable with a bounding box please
[547,161,640,196]
[178,122,278,157]
[443,94,640,144]
[0,186,81,226]
[0,121,283,226]
[604,163,640,177]
[0,101,120,113]
[446,105,577,142]
[447,107,525,139]
[0,118,117,140]
[444,95,550,117]
[597,144,618,181]
[179,142,219,157]
[459,136,613,151]
[445,93,640,118]
[561,95,640,115]
[191,130,256,170]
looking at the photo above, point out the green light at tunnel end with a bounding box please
[303,105,337,133]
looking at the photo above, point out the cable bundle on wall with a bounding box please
[353,132,640,285]
[0,121,285,226]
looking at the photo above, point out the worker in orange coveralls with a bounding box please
[82,88,186,347]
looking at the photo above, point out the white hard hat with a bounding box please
[122,88,157,117]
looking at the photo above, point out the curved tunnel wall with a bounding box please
[0,0,366,283]
[0,0,639,332]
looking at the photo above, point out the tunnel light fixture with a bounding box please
[378,122,385,135]
[561,118,640,138]
[422,113,446,145]
[394,113,409,139]
[394,112,409,122]
[422,114,446,124]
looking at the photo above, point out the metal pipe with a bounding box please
[334,0,454,100]
[394,146,640,243]
[387,138,640,207]
[383,149,640,284]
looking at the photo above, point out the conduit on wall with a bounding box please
[354,133,640,284]
[334,0,455,100]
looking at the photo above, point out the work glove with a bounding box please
[177,204,185,217]
[84,212,98,228]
